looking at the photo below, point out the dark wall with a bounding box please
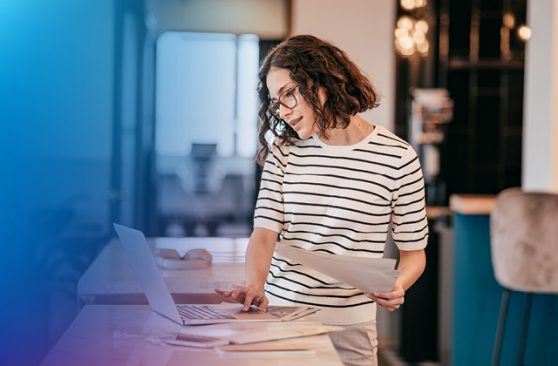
[395,0,527,200]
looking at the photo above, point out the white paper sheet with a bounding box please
[168,321,342,348]
[275,245,399,294]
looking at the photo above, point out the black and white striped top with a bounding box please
[254,125,428,325]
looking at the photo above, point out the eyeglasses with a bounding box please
[268,86,299,119]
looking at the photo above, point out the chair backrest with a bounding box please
[490,188,558,293]
[190,143,217,161]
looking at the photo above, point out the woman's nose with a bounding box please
[279,104,293,119]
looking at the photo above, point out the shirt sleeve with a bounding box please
[391,145,429,250]
[253,142,289,233]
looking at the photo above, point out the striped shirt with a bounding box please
[253,125,428,325]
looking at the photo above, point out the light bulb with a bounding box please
[517,25,531,41]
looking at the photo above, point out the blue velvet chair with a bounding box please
[490,188,558,366]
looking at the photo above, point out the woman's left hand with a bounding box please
[366,281,405,312]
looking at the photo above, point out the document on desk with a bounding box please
[165,322,342,348]
[214,342,316,357]
[275,244,399,293]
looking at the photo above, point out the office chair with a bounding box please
[190,142,217,194]
[490,188,558,366]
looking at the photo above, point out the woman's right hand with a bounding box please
[214,285,269,312]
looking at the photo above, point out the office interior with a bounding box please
[1,0,557,365]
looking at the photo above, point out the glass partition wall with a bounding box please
[155,32,259,237]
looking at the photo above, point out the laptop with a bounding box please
[113,223,317,325]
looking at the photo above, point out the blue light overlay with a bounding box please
[0,1,114,364]
[0,1,260,364]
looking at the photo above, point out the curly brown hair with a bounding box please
[256,34,380,165]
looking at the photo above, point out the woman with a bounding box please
[216,34,427,366]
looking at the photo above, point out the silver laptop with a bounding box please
[113,223,316,325]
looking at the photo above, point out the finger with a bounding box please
[379,298,403,308]
[231,288,243,299]
[214,288,228,295]
[370,295,402,309]
[374,298,390,308]
[259,296,269,312]
[368,294,390,303]
[227,289,246,304]
[373,290,404,300]
[380,301,398,311]
[235,293,247,304]
[243,293,255,311]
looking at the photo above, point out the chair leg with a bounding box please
[492,289,511,366]
[516,293,532,366]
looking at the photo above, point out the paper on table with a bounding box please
[214,342,316,357]
[275,245,399,294]
[166,322,342,348]
[229,324,342,344]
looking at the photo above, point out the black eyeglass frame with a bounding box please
[268,85,299,119]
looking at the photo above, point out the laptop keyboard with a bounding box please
[177,304,235,320]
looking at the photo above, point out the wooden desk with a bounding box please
[449,194,496,214]
[78,237,248,305]
[41,305,342,366]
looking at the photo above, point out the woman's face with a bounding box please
[266,67,322,140]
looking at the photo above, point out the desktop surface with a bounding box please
[78,237,246,305]
[41,305,342,366]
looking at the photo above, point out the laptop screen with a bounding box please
[113,223,183,324]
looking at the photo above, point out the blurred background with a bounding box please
[1,0,556,365]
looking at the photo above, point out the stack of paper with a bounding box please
[275,245,399,293]
[164,322,342,349]
[266,305,319,321]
